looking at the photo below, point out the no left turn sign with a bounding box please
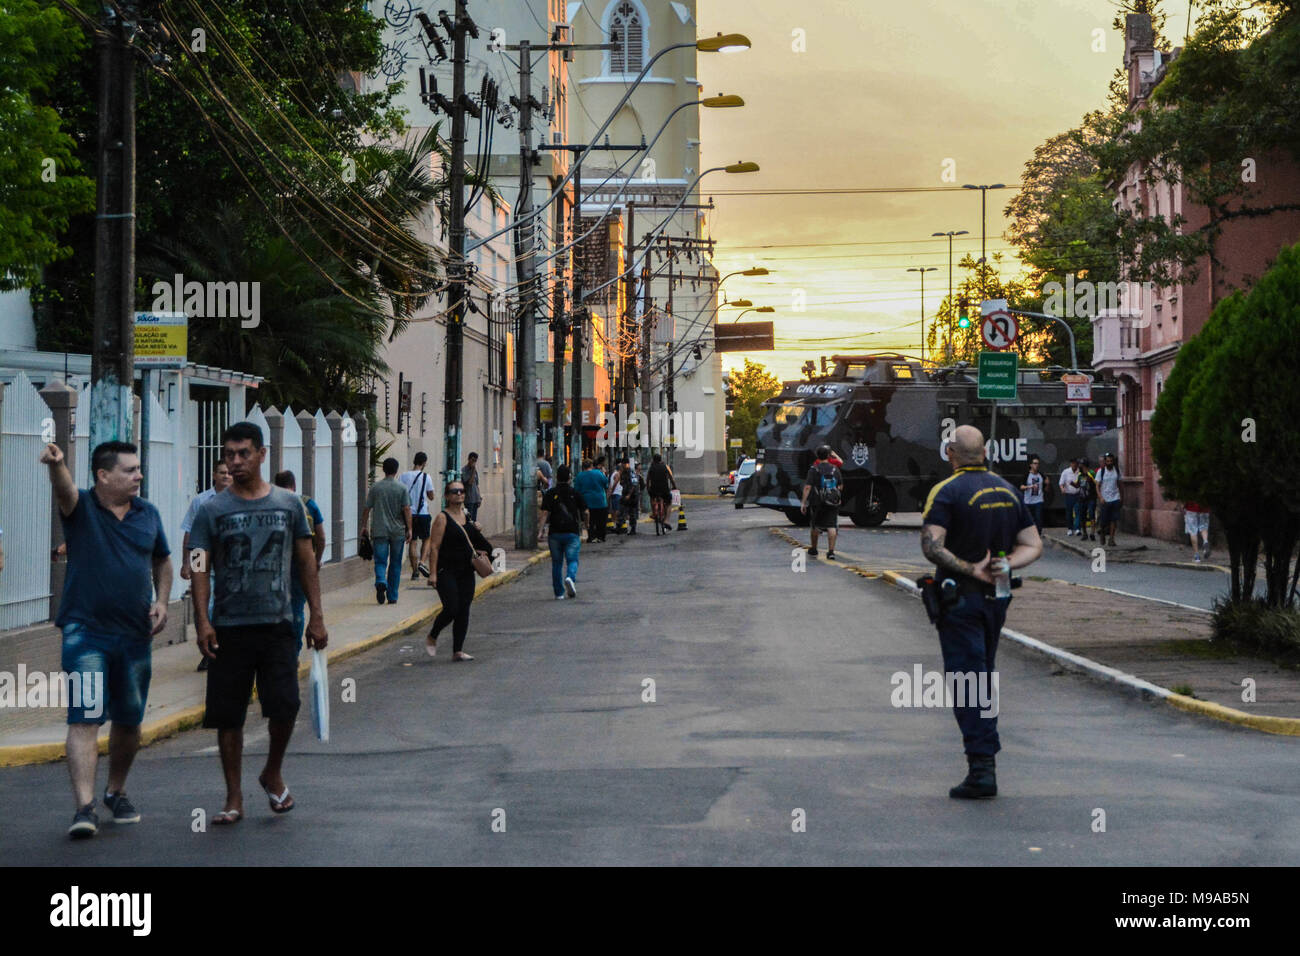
[981,310,1018,350]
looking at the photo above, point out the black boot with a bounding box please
[949,755,997,799]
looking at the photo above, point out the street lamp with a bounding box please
[962,184,1006,294]
[583,161,761,302]
[932,229,969,359]
[906,267,937,362]
[723,299,754,308]
[732,306,775,323]
[468,35,752,253]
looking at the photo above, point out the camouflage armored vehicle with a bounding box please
[735,353,1119,527]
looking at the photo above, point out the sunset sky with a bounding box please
[694,0,1198,380]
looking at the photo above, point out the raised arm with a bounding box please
[40,443,78,517]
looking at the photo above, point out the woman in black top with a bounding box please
[646,454,676,534]
[422,480,492,660]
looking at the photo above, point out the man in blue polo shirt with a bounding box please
[42,440,172,840]
[919,425,1041,800]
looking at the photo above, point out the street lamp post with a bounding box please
[906,267,936,362]
[932,229,968,360]
[961,183,1005,295]
[731,306,774,323]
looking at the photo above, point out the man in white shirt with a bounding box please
[1058,458,1080,536]
[180,460,232,672]
[399,452,436,582]
[1094,452,1122,547]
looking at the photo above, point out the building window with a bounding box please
[488,295,507,389]
[606,0,647,75]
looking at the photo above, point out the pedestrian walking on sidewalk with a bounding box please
[1059,458,1080,535]
[646,454,676,535]
[573,458,609,542]
[181,460,232,672]
[1184,501,1211,562]
[1095,453,1122,547]
[541,464,586,599]
[801,445,843,559]
[190,422,327,825]
[42,440,172,839]
[422,480,493,660]
[1019,456,1044,533]
[619,461,641,535]
[462,452,483,523]
[272,471,326,650]
[362,458,412,605]
[919,425,1042,800]
[399,452,435,582]
[1076,458,1098,541]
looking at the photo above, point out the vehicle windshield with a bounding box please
[738,460,756,477]
[765,401,840,446]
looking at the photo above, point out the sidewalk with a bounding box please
[1043,526,1227,572]
[0,541,548,766]
[769,526,1300,734]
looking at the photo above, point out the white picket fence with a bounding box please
[0,373,364,631]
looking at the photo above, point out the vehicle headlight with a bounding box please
[754,463,763,471]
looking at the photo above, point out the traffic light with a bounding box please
[957,295,971,329]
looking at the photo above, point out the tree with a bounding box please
[0,1,94,290]
[1094,1,1300,304]
[1151,242,1300,607]
[726,359,782,462]
[1004,113,1122,368]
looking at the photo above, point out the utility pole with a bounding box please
[569,162,583,469]
[551,261,567,465]
[621,201,636,462]
[510,39,542,549]
[441,1,479,487]
[91,3,138,450]
[665,250,675,470]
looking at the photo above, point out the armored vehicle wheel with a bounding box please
[851,483,891,527]
[784,507,811,526]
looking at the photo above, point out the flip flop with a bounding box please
[213,809,242,825]
[258,774,295,814]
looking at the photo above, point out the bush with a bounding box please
[1211,598,1300,665]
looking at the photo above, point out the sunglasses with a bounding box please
[447,488,465,494]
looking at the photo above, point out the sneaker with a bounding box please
[375,583,386,604]
[68,803,98,839]
[808,547,818,557]
[564,576,577,598]
[103,790,141,825]
[826,551,836,560]
[1194,553,1202,562]
[555,594,566,600]
[410,570,419,582]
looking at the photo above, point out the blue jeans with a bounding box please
[61,622,152,726]
[1062,493,1078,530]
[548,532,581,596]
[937,591,1009,757]
[1026,501,1043,533]
[1075,498,1095,534]
[373,536,406,602]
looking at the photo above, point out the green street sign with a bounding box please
[978,351,1018,399]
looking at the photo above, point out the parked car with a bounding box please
[720,458,757,499]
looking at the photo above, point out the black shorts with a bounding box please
[813,504,839,530]
[203,622,301,729]
[412,514,433,540]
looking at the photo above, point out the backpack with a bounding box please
[814,462,842,507]
[547,486,580,532]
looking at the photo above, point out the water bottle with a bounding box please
[993,550,1012,599]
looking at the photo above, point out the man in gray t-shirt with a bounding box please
[191,485,310,627]
[362,457,413,605]
[189,421,327,823]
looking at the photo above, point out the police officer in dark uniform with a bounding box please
[920,425,1042,798]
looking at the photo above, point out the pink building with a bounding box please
[1091,14,1300,541]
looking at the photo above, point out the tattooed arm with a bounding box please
[921,523,989,581]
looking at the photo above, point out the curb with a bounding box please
[0,551,550,769]
[1044,534,1227,573]
[876,571,1300,737]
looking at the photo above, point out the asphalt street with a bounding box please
[3,498,1296,865]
